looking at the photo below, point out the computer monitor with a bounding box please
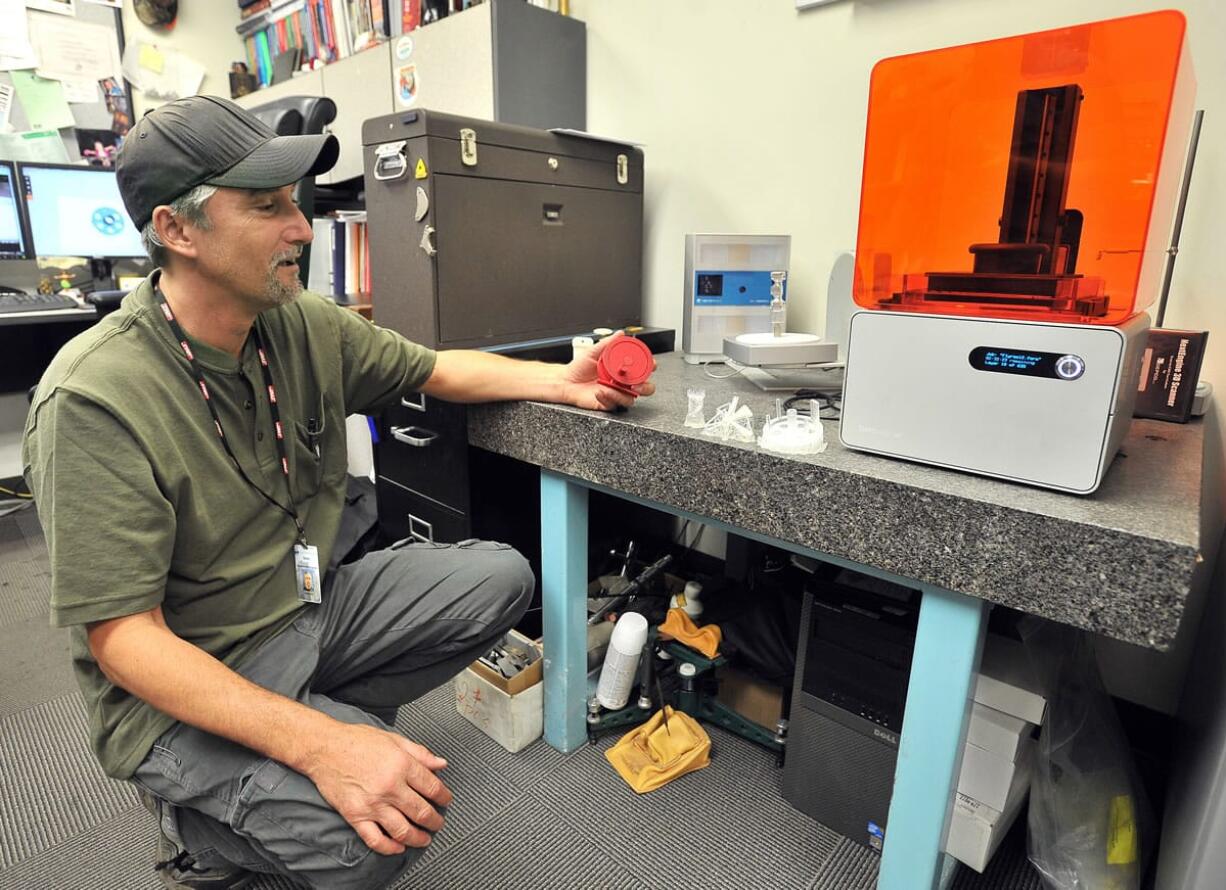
[19,163,145,260]
[0,161,33,261]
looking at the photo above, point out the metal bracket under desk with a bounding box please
[538,468,987,890]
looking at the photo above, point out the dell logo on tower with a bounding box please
[873,727,899,747]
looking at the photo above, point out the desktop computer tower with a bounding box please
[781,572,918,851]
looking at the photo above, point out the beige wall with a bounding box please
[571,0,1226,712]
[120,1,246,115]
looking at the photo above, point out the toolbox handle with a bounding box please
[390,425,439,448]
[401,393,427,412]
[408,513,434,543]
[373,140,409,181]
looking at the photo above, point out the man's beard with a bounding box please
[263,248,304,308]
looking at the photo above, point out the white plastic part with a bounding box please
[684,388,706,428]
[701,396,755,443]
[669,580,704,618]
[596,612,649,710]
[571,336,595,363]
[770,271,787,337]
[732,331,823,348]
[757,401,827,455]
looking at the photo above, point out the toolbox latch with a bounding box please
[617,153,628,185]
[419,225,437,258]
[459,128,478,167]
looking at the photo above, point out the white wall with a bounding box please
[120,3,246,116]
[571,0,1226,712]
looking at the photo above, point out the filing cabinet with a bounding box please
[373,329,674,548]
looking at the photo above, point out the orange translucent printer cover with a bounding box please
[853,11,1194,326]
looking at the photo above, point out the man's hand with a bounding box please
[560,331,658,411]
[305,722,453,856]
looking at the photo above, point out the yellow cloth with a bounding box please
[658,607,722,659]
[605,706,711,793]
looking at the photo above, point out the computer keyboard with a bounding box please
[0,291,82,314]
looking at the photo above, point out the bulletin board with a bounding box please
[0,0,132,165]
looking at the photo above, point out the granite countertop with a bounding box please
[467,352,1213,650]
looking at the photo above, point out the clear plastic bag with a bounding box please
[1024,622,1154,890]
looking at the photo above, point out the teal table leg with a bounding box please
[878,586,988,889]
[539,470,589,752]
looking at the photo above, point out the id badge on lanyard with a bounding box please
[294,542,322,604]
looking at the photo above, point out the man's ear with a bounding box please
[151,205,200,262]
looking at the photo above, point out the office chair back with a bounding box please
[246,96,339,289]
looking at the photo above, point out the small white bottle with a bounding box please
[669,581,704,619]
[596,612,649,710]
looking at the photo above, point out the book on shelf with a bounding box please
[317,211,369,302]
[236,0,397,86]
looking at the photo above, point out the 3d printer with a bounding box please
[840,11,1195,493]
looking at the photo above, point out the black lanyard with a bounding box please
[155,288,307,545]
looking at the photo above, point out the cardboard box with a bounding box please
[957,736,1033,811]
[715,666,784,730]
[946,748,1032,872]
[454,629,543,753]
[974,635,1047,726]
[966,701,1031,762]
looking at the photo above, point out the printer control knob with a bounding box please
[1055,354,1085,380]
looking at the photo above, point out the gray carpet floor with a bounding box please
[0,506,1041,889]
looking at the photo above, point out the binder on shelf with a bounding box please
[331,219,347,301]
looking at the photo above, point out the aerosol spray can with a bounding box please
[596,612,649,710]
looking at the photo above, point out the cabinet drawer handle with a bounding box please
[401,392,427,412]
[408,513,434,543]
[390,425,439,447]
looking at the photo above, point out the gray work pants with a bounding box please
[131,539,534,890]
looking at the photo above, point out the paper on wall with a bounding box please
[0,129,70,163]
[29,11,121,83]
[0,3,39,71]
[82,0,122,7]
[0,51,41,72]
[0,44,41,72]
[61,77,97,103]
[0,0,36,59]
[10,69,75,131]
[122,41,206,102]
[0,83,14,131]
[138,44,165,75]
[24,0,75,15]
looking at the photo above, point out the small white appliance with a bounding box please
[682,233,790,363]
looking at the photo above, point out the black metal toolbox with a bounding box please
[362,108,644,351]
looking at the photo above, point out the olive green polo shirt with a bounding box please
[21,275,436,779]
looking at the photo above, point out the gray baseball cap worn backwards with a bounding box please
[116,95,339,230]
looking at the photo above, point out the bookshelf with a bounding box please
[234,0,584,184]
